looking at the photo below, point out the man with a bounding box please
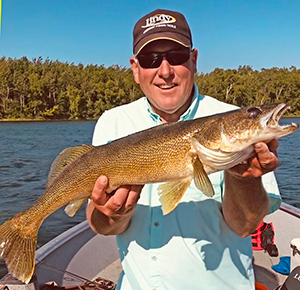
[86,9,281,290]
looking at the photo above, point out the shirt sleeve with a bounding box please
[92,111,115,146]
[262,172,282,214]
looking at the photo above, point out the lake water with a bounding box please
[0,118,300,277]
[0,120,96,278]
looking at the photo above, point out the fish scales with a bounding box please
[94,120,199,185]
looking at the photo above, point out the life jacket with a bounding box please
[252,221,278,257]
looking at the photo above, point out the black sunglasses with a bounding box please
[136,48,191,69]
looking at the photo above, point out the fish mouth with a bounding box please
[266,103,299,135]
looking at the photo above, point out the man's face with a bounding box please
[130,40,198,119]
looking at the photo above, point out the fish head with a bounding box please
[219,103,299,152]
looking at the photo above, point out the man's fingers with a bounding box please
[267,139,279,152]
[254,142,278,171]
[91,175,109,205]
[105,186,131,212]
[104,185,143,214]
[124,185,143,210]
[232,140,280,178]
[91,174,143,216]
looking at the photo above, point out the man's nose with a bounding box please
[157,58,174,78]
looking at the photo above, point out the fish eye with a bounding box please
[247,107,262,118]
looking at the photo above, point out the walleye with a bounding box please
[0,103,298,283]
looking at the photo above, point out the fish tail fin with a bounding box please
[0,216,39,284]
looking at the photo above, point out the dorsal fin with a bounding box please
[47,145,94,188]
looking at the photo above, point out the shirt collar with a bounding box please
[145,99,161,123]
[145,84,202,124]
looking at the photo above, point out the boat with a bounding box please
[1,202,300,290]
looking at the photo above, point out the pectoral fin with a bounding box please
[65,198,88,217]
[193,157,215,197]
[158,178,192,215]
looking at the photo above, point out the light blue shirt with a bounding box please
[92,85,281,290]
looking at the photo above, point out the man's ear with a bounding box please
[191,49,198,74]
[130,57,140,84]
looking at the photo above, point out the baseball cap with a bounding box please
[133,9,193,55]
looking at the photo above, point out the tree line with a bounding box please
[195,65,300,115]
[0,56,143,120]
[0,56,299,120]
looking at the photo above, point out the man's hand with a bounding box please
[228,139,279,178]
[91,176,143,216]
[86,176,143,235]
[223,139,279,237]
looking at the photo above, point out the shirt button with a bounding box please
[154,221,160,227]
[151,256,157,261]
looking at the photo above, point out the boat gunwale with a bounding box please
[36,220,92,263]
[280,202,300,219]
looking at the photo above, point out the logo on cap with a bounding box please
[142,13,176,28]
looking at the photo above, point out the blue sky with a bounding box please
[0,0,299,74]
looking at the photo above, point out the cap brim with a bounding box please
[134,33,191,55]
